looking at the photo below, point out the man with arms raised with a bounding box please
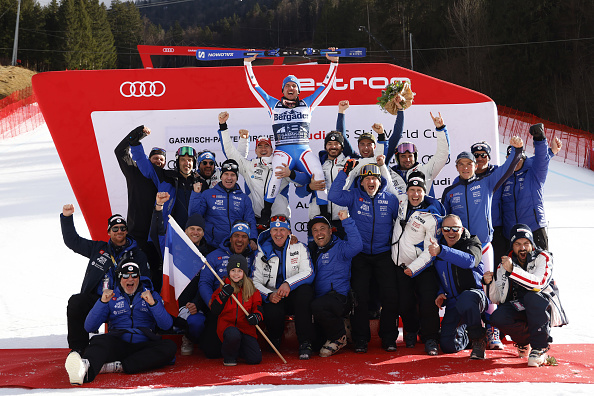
[217,111,308,229]
[328,163,399,353]
[441,136,524,349]
[61,205,150,357]
[244,49,339,223]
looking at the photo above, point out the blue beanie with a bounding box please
[281,75,301,93]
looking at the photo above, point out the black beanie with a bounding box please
[221,159,239,177]
[227,254,249,276]
[509,224,536,247]
[149,147,166,158]
[185,213,206,230]
[324,131,344,148]
[470,141,491,158]
[107,214,127,231]
[407,171,426,192]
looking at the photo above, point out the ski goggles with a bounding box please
[110,225,127,232]
[176,146,196,157]
[150,147,166,156]
[270,215,290,230]
[120,273,139,279]
[442,226,462,232]
[359,164,381,178]
[396,142,417,154]
[221,162,239,172]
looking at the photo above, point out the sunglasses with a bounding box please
[176,146,196,157]
[201,160,215,166]
[151,146,166,153]
[442,226,461,232]
[270,215,288,222]
[396,142,417,154]
[222,163,239,171]
[473,153,489,158]
[111,226,127,232]
[121,273,139,279]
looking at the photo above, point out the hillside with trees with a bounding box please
[0,0,592,131]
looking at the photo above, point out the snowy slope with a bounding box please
[1,125,593,394]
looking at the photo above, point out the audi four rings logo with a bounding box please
[294,222,308,233]
[162,48,174,53]
[120,81,166,98]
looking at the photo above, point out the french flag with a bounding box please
[161,219,205,317]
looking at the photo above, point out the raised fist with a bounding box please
[343,159,359,175]
[62,204,75,217]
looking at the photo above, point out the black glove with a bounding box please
[128,125,146,146]
[343,159,358,175]
[246,312,262,326]
[219,284,234,301]
[529,123,546,141]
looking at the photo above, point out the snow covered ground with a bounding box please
[1,125,593,394]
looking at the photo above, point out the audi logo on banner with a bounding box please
[162,48,175,53]
[120,81,166,98]
[293,222,308,233]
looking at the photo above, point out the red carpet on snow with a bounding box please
[1,342,593,389]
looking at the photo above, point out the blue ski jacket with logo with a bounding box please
[441,147,522,244]
[188,182,257,249]
[309,217,363,297]
[328,171,399,255]
[501,139,553,239]
[84,277,172,343]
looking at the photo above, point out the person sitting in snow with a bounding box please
[65,259,176,385]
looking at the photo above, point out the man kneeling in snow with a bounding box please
[65,260,176,385]
[483,224,568,367]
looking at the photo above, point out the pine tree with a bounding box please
[108,0,143,68]
[86,0,116,69]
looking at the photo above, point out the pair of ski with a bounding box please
[195,47,366,61]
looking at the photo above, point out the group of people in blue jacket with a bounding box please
[61,61,569,385]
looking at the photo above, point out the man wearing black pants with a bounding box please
[309,211,363,357]
[328,163,400,353]
[115,125,165,290]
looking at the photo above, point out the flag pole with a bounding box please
[168,216,287,364]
